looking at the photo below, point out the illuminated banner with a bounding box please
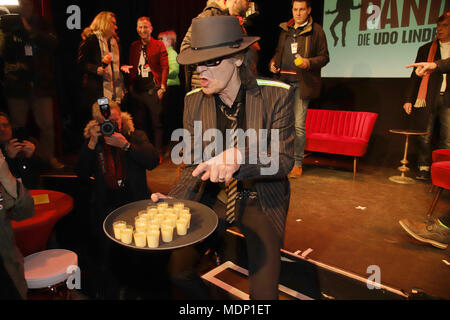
[322,0,450,78]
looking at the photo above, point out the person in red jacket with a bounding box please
[129,17,169,154]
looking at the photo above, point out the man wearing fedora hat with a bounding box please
[152,16,295,299]
[180,0,252,91]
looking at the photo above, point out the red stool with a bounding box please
[427,149,450,218]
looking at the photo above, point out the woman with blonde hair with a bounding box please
[77,11,132,135]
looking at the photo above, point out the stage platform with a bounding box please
[43,153,449,300]
[145,154,450,300]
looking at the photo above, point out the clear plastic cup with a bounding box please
[147,223,160,233]
[135,219,148,233]
[180,212,191,229]
[147,206,158,218]
[157,202,169,213]
[155,213,165,225]
[161,225,174,243]
[138,210,147,217]
[147,230,160,248]
[165,213,177,226]
[176,219,188,236]
[180,208,190,214]
[134,231,147,247]
[138,212,151,221]
[173,202,184,210]
[113,220,126,240]
[120,225,133,244]
[161,220,175,229]
[163,207,175,218]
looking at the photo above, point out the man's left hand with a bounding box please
[298,58,310,70]
[192,148,242,185]
[104,132,129,149]
[21,140,36,158]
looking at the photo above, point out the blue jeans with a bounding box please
[417,94,450,167]
[292,84,310,167]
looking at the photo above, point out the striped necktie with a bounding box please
[219,103,241,224]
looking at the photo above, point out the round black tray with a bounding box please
[103,199,218,251]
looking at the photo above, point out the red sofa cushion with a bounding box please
[432,149,450,163]
[305,134,369,157]
[431,161,450,190]
[305,109,378,157]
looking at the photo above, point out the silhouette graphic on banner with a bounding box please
[326,0,362,47]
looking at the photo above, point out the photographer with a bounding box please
[76,98,159,231]
[0,112,48,189]
[75,99,160,298]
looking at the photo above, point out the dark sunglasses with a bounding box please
[196,57,226,67]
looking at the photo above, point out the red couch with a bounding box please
[305,109,378,178]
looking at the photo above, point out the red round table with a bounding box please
[12,190,74,256]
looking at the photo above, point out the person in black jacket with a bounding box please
[0,0,63,169]
[402,12,450,180]
[76,99,159,237]
[77,11,132,135]
[75,99,160,298]
[0,112,48,189]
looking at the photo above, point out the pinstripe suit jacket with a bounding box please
[168,77,295,239]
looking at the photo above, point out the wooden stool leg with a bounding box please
[353,157,357,180]
[426,187,443,218]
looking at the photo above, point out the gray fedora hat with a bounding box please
[177,16,260,65]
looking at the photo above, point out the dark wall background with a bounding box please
[1,0,431,168]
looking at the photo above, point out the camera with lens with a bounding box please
[97,97,118,136]
[0,13,25,33]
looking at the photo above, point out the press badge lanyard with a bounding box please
[140,44,150,78]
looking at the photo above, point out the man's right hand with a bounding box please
[269,61,280,74]
[6,139,23,158]
[151,193,173,202]
[403,102,412,115]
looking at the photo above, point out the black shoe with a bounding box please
[416,170,430,181]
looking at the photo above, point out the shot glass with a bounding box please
[180,212,191,229]
[147,206,158,218]
[113,220,126,240]
[166,213,177,226]
[176,219,188,236]
[157,202,169,213]
[138,210,147,217]
[147,229,160,248]
[161,220,175,230]
[147,221,160,232]
[173,203,184,216]
[155,213,165,225]
[180,208,190,214]
[163,207,175,218]
[138,211,151,221]
[120,225,133,244]
[133,231,147,248]
[135,219,148,233]
[161,225,174,243]
[173,202,185,210]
